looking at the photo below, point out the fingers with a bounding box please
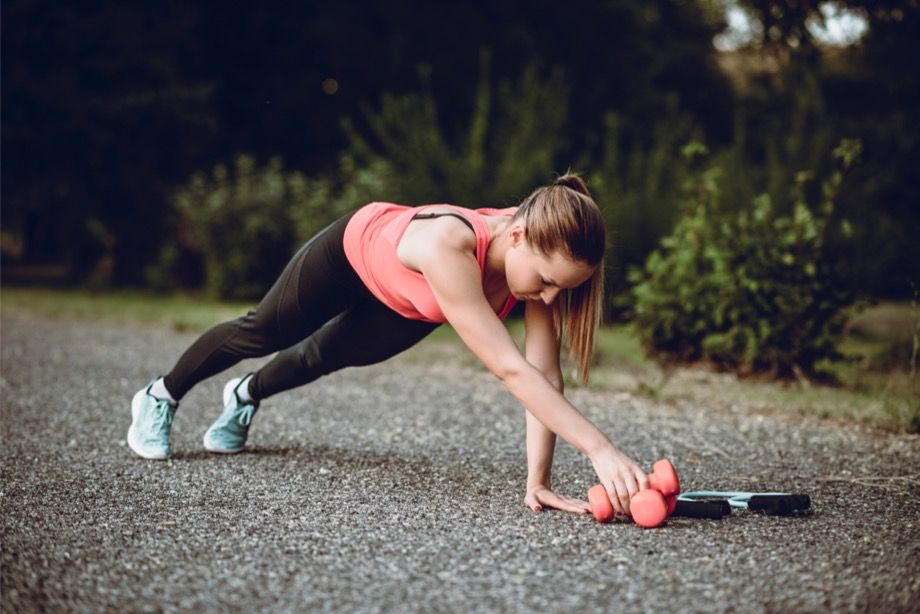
[523,492,543,513]
[609,472,642,517]
[538,492,590,515]
[636,467,650,491]
[615,480,632,517]
[525,489,591,515]
[606,483,624,515]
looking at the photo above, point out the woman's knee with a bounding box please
[225,311,287,356]
[297,337,341,377]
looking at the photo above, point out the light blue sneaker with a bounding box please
[203,374,259,454]
[127,380,178,460]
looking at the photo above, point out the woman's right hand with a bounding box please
[589,445,649,516]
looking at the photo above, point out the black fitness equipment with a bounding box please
[673,491,812,519]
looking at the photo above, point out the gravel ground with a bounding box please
[2,312,919,613]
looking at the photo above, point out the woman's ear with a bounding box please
[509,224,527,247]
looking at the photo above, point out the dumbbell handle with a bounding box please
[678,491,811,516]
[672,499,731,519]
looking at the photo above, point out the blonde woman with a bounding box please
[128,174,649,517]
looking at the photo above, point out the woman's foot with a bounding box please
[203,374,259,454]
[127,379,178,459]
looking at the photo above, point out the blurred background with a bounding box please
[3,0,916,293]
[3,1,918,419]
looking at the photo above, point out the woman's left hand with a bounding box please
[524,485,591,515]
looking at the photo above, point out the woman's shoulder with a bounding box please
[397,212,479,275]
[475,205,518,218]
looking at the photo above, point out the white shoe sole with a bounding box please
[127,388,168,460]
[202,433,244,454]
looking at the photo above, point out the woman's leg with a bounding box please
[162,210,366,400]
[249,299,440,400]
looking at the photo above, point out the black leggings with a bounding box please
[163,210,440,402]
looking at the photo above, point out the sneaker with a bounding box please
[127,380,178,460]
[203,374,259,454]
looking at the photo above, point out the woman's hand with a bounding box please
[524,484,591,515]
[589,446,650,517]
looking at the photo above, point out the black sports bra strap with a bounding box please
[411,211,475,234]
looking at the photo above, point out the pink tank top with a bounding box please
[343,202,519,323]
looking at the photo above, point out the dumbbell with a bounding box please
[587,459,681,528]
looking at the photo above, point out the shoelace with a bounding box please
[235,403,256,426]
[217,399,256,429]
[147,398,174,440]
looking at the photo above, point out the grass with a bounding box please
[3,286,918,433]
[400,303,919,433]
[579,308,919,434]
[0,287,253,332]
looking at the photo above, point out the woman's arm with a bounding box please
[420,242,608,456]
[521,300,590,514]
[412,225,647,514]
[523,299,563,489]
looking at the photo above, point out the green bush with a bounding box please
[150,153,394,300]
[340,50,569,207]
[587,106,703,307]
[629,139,861,379]
[287,153,396,247]
[169,155,306,300]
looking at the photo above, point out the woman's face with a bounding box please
[504,226,596,304]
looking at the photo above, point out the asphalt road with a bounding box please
[2,312,918,613]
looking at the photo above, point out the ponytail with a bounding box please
[552,174,591,197]
[513,172,606,383]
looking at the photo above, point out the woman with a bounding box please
[128,174,649,517]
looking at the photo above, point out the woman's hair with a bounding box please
[512,172,606,384]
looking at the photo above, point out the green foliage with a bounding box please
[340,50,569,207]
[288,153,395,244]
[150,152,394,300]
[162,155,305,300]
[630,139,861,378]
[587,107,704,305]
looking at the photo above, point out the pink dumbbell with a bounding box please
[587,459,681,528]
